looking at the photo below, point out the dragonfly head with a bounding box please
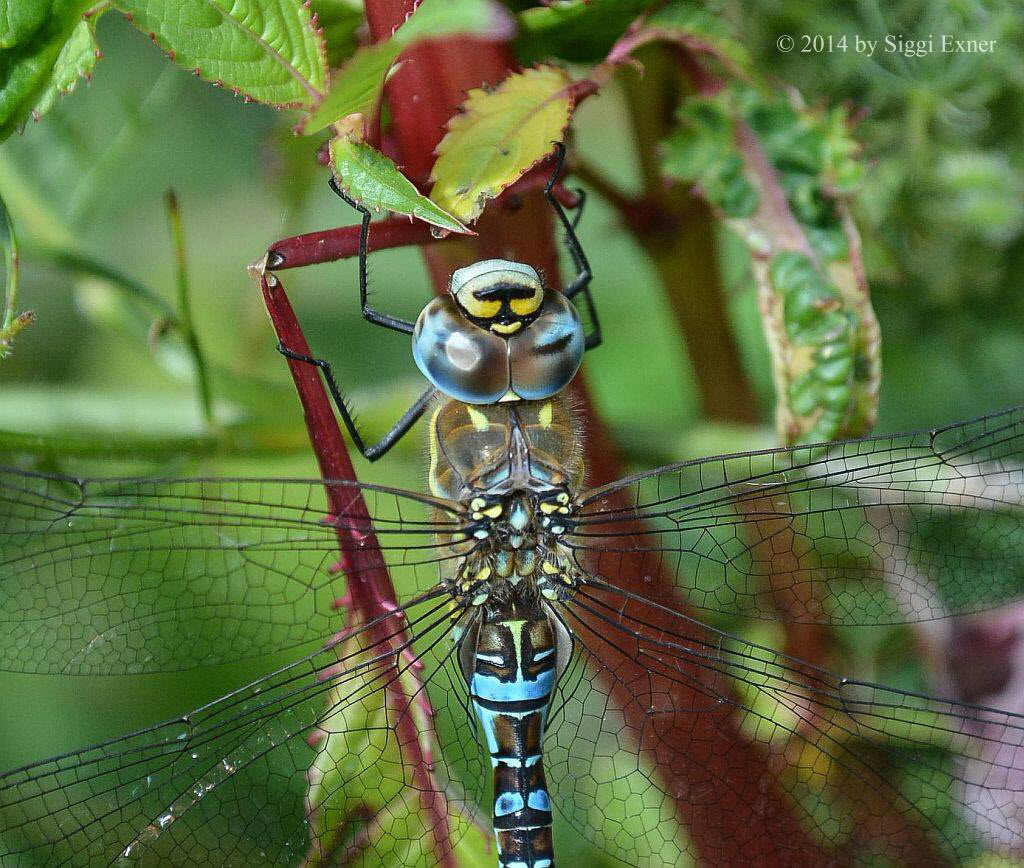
[411,259,585,404]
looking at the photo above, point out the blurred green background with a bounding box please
[1,1,1023,864]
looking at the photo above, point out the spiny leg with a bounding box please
[544,143,601,351]
[326,177,416,336]
[278,342,435,462]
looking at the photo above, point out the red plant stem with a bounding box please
[258,272,453,865]
[362,3,824,864]
[268,218,438,270]
[259,273,392,614]
[263,170,577,273]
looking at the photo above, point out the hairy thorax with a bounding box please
[427,395,585,608]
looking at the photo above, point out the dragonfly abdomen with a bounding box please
[468,610,561,868]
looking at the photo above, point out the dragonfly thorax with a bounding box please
[412,259,585,405]
[453,490,580,610]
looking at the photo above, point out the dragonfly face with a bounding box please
[412,259,586,405]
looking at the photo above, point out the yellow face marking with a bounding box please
[460,295,501,319]
[465,406,490,432]
[491,321,522,335]
[537,401,553,428]
[510,292,541,317]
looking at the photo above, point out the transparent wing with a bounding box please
[6,572,1022,865]
[570,406,1024,625]
[0,469,465,675]
[546,579,1024,865]
[0,588,490,867]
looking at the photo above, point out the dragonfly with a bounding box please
[2,146,1024,867]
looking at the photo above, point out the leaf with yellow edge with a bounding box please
[329,136,470,234]
[430,65,573,223]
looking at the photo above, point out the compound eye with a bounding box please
[412,296,509,404]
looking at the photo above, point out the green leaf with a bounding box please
[661,98,757,218]
[303,41,396,134]
[304,0,512,135]
[643,0,751,72]
[329,136,469,233]
[0,2,50,48]
[430,65,573,223]
[306,634,492,867]
[309,0,363,68]
[114,0,328,107]
[0,0,91,141]
[661,83,880,443]
[30,16,99,119]
[516,0,658,64]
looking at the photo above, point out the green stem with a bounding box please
[165,190,214,428]
[35,245,179,319]
[0,191,35,357]
[619,50,759,423]
[1,208,20,331]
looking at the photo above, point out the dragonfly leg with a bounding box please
[544,143,602,351]
[277,341,435,461]
[327,177,417,335]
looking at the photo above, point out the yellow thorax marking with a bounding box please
[427,405,445,499]
[538,401,553,428]
[466,405,490,431]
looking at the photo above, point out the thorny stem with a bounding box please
[267,218,438,270]
[165,190,214,428]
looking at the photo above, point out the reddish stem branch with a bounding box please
[259,273,392,613]
[267,219,437,270]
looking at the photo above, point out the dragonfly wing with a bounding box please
[0,590,489,867]
[570,406,1024,625]
[545,579,1024,864]
[0,469,463,675]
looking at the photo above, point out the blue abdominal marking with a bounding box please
[466,611,562,867]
